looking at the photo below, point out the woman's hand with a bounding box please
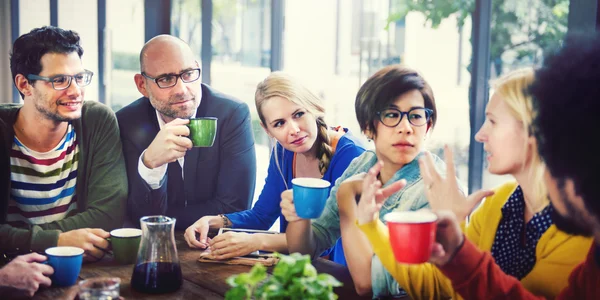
[337,161,407,225]
[280,189,302,222]
[419,145,494,221]
[356,161,406,225]
[184,216,216,249]
[209,232,261,260]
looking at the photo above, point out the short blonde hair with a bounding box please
[492,68,548,210]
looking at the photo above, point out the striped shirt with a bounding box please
[7,123,79,226]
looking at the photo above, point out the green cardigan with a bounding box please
[0,101,127,253]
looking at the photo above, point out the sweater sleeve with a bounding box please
[225,148,285,230]
[440,237,545,300]
[358,219,458,300]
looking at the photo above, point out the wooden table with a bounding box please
[26,232,369,299]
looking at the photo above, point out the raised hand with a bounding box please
[57,228,110,262]
[336,161,406,225]
[0,253,53,297]
[356,161,406,225]
[142,118,193,169]
[429,210,465,267]
[419,145,494,221]
[209,232,261,260]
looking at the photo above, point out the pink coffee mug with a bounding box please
[384,211,438,264]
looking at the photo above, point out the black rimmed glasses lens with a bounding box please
[142,68,201,89]
[27,70,93,91]
[377,108,433,127]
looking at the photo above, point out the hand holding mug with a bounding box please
[280,189,301,222]
[57,228,109,262]
[0,253,53,296]
[419,145,494,221]
[428,210,465,267]
[142,118,193,169]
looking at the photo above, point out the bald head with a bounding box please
[139,35,195,72]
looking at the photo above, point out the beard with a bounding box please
[34,96,81,122]
[550,201,593,237]
[150,93,198,120]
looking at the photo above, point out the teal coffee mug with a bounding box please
[187,117,217,147]
[45,246,84,286]
[109,228,142,264]
[292,178,331,219]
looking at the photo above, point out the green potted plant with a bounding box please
[225,253,342,300]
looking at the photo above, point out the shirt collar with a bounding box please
[501,185,553,234]
[385,151,426,186]
[501,186,525,217]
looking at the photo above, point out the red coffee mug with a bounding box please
[384,211,438,264]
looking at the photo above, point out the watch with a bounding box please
[218,214,232,228]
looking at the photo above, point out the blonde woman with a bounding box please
[184,72,365,262]
[354,68,592,299]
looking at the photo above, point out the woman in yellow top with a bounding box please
[349,68,592,299]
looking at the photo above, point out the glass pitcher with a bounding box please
[131,216,182,294]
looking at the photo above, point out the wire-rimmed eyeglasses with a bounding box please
[376,107,434,127]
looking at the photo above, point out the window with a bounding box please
[283,0,473,190]
[106,0,144,111]
[482,0,570,190]
[58,0,100,102]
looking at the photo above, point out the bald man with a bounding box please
[116,35,256,229]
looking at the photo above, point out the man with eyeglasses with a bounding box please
[116,35,256,230]
[0,26,127,266]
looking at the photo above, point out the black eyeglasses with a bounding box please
[27,70,93,91]
[376,107,434,127]
[141,68,201,89]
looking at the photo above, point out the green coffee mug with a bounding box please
[109,228,142,264]
[187,117,218,147]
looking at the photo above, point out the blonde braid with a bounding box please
[315,117,334,175]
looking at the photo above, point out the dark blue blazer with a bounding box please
[116,84,256,229]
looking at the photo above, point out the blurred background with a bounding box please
[1,0,598,231]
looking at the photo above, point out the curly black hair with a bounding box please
[531,32,600,219]
[10,26,84,98]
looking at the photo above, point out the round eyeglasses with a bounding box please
[27,70,93,91]
[141,68,201,89]
[376,107,434,127]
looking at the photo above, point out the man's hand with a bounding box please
[429,210,465,267]
[280,189,302,222]
[58,228,110,262]
[209,232,262,260]
[0,253,53,297]
[184,216,217,249]
[142,118,193,169]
